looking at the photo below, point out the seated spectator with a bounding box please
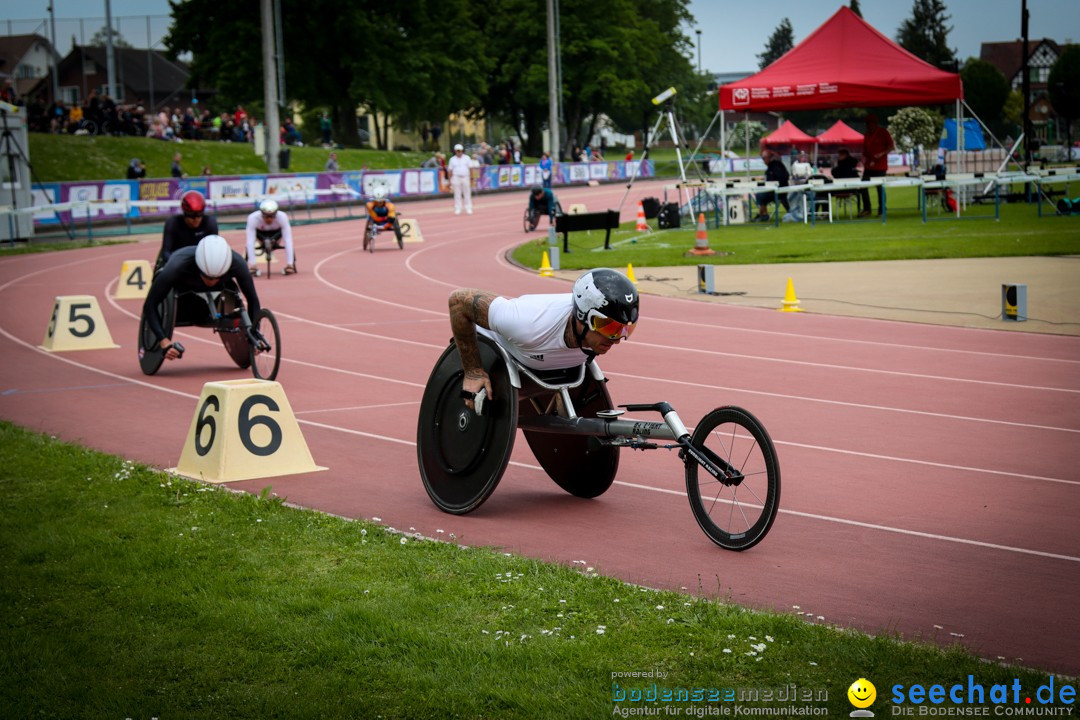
[751,149,790,222]
[831,147,860,179]
[790,151,814,184]
[325,152,339,172]
[127,158,146,179]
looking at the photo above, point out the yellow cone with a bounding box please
[778,277,804,312]
[626,263,638,285]
[539,251,555,277]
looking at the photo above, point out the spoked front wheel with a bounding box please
[685,406,780,551]
[250,309,281,380]
[523,209,539,232]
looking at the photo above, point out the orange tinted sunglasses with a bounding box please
[590,315,635,340]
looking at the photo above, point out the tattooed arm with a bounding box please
[448,288,498,407]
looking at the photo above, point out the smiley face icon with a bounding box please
[848,678,877,709]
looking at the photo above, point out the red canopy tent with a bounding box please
[718,6,963,112]
[760,120,817,151]
[815,120,864,147]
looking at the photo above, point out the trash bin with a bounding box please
[278,148,291,170]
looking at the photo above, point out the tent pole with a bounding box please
[956,99,964,215]
[744,112,750,177]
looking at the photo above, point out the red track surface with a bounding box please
[2,180,1078,675]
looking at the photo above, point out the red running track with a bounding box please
[1,180,1078,675]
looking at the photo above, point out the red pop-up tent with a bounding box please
[760,120,817,151]
[815,120,864,147]
[718,6,963,112]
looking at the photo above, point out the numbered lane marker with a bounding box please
[173,379,327,483]
[114,260,153,299]
[397,217,424,243]
[40,295,120,352]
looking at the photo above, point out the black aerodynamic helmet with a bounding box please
[572,268,639,340]
[531,184,543,194]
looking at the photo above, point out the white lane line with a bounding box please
[614,481,1080,564]
[296,401,420,415]
[606,371,1080,435]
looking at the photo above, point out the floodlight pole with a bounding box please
[261,0,280,172]
[546,0,559,160]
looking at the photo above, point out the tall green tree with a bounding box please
[1048,45,1080,151]
[849,0,863,18]
[88,26,132,48]
[961,58,1010,132]
[757,18,794,70]
[896,0,957,71]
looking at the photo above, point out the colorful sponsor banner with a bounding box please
[30,162,652,227]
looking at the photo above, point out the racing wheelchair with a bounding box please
[250,229,297,277]
[138,284,281,381]
[363,217,404,252]
[523,200,563,232]
[416,336,781,551]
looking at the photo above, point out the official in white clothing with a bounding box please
[447,143,473,215]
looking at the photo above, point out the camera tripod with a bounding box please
[618,97,700,218]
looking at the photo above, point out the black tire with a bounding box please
[394,219,404,249]
[138,291,175,376]
[519,373,619,498]
[417,338,518,514]
[250,309,281,381]
[524,208,539,232]
[215,291,252,369]
[685,406,780,551]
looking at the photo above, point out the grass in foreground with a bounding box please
[0,421,1069,719]
[515,187,1080,269]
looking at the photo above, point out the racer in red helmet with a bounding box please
[155,189,219,272]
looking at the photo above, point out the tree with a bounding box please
[1048,45,1080,151]
[896,0,957,71]
[757,18,794,70]
[961,58,1010,133]
[725,120,766,151]
[88,25,132,48]
[888,106,941,172]
[849,0,863,18]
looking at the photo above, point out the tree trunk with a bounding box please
[523,107,542,156]
[334,104,359,147]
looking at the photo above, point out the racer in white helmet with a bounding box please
[246,198,296,276]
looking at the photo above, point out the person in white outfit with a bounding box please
[447,143,473,215]
[245,198,296,276]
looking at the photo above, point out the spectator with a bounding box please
[325,152,339,172]
[319,112,332,147]
[571,144,583,162]
[202,165,213,176]
[171,152,185,179]
[859,113,894,217]
[751,148,790,222]
[0,78,15,104]
[831,148,860,179]
[421,124,430,150]
[625,149,634,162]
[497,143,509,165]
[126,158,147,179]
[430,123,442,148]
[539,151,553,188]
[791,151,814,184]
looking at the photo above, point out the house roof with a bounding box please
[719,6,963,112]
[0,34,55,96]
[979,39,1061,82]
[74,45,192,98]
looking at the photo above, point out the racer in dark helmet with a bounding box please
[155,189,219,271]
[448,268,638,411]
[527,183,559,226]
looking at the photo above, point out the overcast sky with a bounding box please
[2,0,1078,74]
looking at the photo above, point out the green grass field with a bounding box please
[515,186,1080,269]
[0,422,1065,719]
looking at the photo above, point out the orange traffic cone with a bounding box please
[778,277,804,312]
[635,201,650,232]
[539,251,555,278]
[687,212,716,256]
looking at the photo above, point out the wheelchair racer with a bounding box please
[155,190,220,272]
[364,186,403,244]
[448,268,637,411]
[142,235,261,362]
[527,184,559,225]
[245,198,296,276]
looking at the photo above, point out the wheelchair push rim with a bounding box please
[137,291,175,376]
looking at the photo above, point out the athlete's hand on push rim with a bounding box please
[461,368,492,412]
[159,337,183,360]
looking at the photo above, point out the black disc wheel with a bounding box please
[137,290,175,376]
[215,291,252,369]
[250,309,281,381]
[685,406,780,551]
[519,373,619,498]
[417,338,518,514]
